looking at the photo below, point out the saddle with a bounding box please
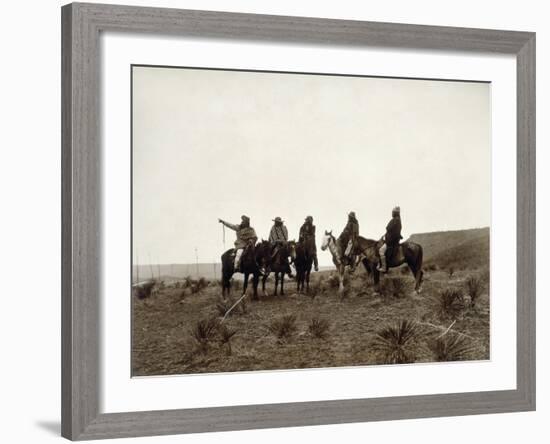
[386,244,404,265]
[376,238,405,266]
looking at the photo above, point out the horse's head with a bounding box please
[255,239,272,268]
[321,230,333,251]
[287,240,297,262]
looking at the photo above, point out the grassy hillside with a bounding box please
[408,227,490,270]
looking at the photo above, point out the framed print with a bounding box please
[61,2,535,440]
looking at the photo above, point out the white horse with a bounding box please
[320,230,357,295]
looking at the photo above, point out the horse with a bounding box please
[294,238,315,294]
[261,241,297,296]
[321,231,424,295]
[221,240,271,301]
[360,237,424,293]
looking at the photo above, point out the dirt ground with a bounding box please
[132,266,490,376]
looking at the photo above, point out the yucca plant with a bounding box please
[429,333,475,362]
[268,314,298,343]
[433,288,465,319]
[465,276,483,308]
[372,319,419,364]
[308,316,330,339]
[190,317,219,353]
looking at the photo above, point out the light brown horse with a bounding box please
[321,231,423,295]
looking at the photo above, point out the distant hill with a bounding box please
[133,263,220,283]
[408,227,489,270]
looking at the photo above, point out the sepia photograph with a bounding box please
[131,65,491,376]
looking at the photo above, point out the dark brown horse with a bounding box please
[295,238,314,294]
[221,240,271,301]
[261,241,296,296]
[321,231,423,294]
[358,237,424,293]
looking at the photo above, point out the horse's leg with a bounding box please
[373,268,380,294]
[222,268,231,299]
[274,273,279,296]
[261,272,268,297]
[242,273,249,298]
[410,264,423,294]
[338,265,345,295]
[252,273,260,300]
[306,269,310,294]
[280,273,285,296]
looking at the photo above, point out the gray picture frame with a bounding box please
[61,2,536,440]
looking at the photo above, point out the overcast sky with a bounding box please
[132,66,490,267]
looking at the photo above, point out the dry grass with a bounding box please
[132,266,490,376]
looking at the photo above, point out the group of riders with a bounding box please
[218,206,403,276]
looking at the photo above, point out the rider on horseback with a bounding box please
[218,215,258,272]
[269,217,293,278]
[338,211,360,271]
[377,206,403,273]
[299,215,319,271]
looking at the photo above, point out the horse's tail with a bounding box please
[221,249,235,294]
[415,244,424,287]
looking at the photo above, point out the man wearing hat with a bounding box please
[269,216,293,277]
[218,215,258,272]
[377,206,403,273]
[299,215,319,271]
[338,211,360,271]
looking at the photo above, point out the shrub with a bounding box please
[215,301,231,318]
[308,316,330,339]
[465,275,483,307]
[326,274,340,289]
[433,288,465,319]
[308,279,322,297]
[429,333,475,362]
[190,318,219,353]
[379,277,407,299]
[268,314,298,343]
[132,280,156,299]
[218,324,237,355]
[197,277,208,289]
[372,319,419,364]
